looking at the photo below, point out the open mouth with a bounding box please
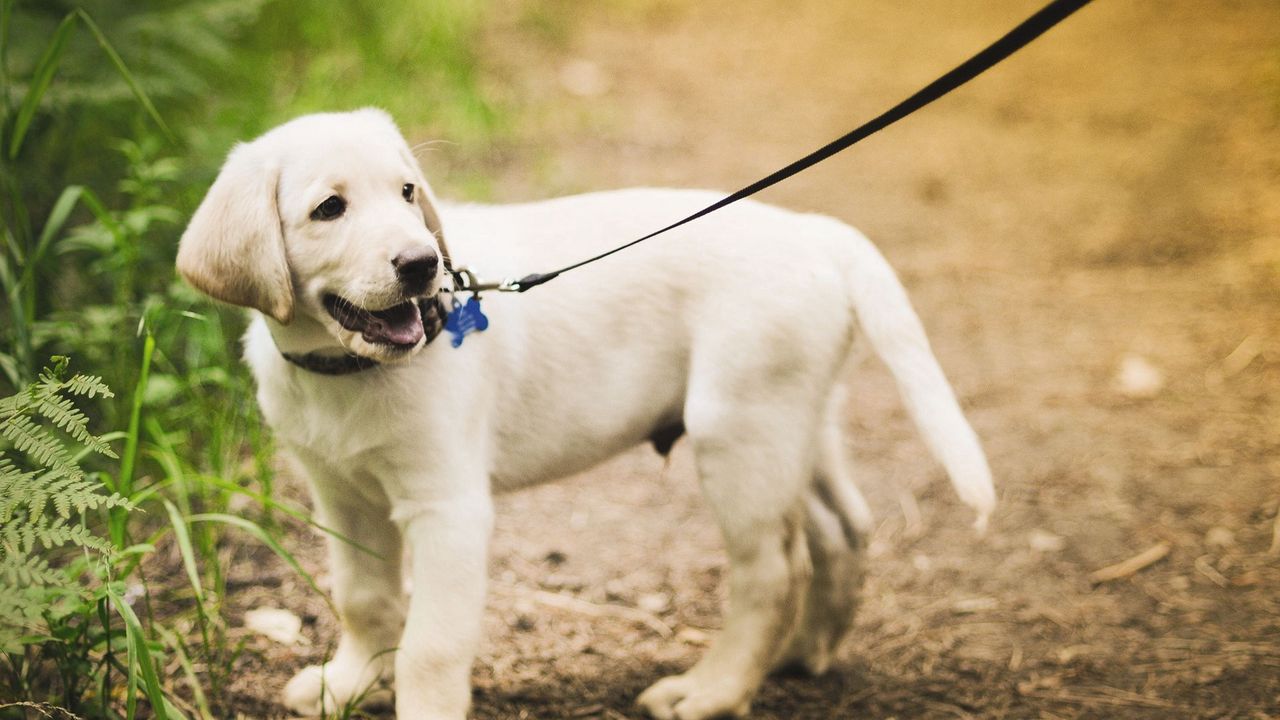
[323,293,424,348]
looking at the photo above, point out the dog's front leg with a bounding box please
[282,449,406,715]
[393,491,494,719]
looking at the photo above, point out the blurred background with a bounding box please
[1,0,1276,718]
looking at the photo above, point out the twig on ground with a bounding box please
[0,703,84,720]
[1269,503,1279,555]
[1221,334,1262,377]
[531,588,674,638]
[1194,555,1229,587]
[1022,686,1174,709]
[921,698,977,719]
[1089,542,1171,584]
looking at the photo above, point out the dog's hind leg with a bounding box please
[637,387,818,720]
[773,404,871,676]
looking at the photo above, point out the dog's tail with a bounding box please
[841,228,995,532]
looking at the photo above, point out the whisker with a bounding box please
[411,140,455,158]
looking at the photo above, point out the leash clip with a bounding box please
[448,266,523,296]
[449,266,482,296]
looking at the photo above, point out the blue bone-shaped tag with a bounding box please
[444,295,489,348]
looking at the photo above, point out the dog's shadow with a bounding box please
[461,659,974,720]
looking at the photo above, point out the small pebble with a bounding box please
[637,592,670,614]
[1114,354,1164,399]
[244,607,305,645]
[1029,529,1066,553]
[1204,526,1234,548]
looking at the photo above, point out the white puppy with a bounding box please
[178,109,994,720]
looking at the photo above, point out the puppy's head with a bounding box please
[178,108,447,362]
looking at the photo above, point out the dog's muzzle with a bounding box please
[323,293,428,348]
[282,295,449,375]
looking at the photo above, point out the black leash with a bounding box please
[459,0,1093,294]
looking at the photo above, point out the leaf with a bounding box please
[66,372,115,400]
[108,583,171,720]
[10,185,85,301]
[74,9,174,144]
[155,623,213,720]
[8,12,76,160]
[162,500,204,604]
[198,474,382,559]
[188,513,329,605]
[118,332,155,498]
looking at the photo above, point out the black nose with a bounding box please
[392,247,439,295]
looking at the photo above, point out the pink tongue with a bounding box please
[363,302,424,346]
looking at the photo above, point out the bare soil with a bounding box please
[220,1,1280,717]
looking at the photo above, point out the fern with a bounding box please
[0,358,127,650]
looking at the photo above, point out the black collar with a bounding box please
[280,295,448,375]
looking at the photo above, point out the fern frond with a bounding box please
[0,360,126,598]
[37,394,93,443]
[2,413,73,473]
[65,373,114,400]
[0,554,65,600]
[0,359,129,654]
[0,457,38,522]
[43,475,123,517]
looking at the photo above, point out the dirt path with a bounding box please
[230,2,1279,717]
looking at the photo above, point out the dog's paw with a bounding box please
[772,632,836,677]
[282,665,333,717]
[282,663,392,717]
[636,673,751,720]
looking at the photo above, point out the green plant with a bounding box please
[0,358,150,716]
[0,357,122,650]
[0,1,516,715]
[0,2,170,392]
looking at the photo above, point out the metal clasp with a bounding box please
[448,266,522,296]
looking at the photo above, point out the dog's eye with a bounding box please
[402,183,415,202]
[311,195,346,221]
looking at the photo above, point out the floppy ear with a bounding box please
[177,144,295,323]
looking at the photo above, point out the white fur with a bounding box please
[179,110,994,720]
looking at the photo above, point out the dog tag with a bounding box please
[445,295,489,347]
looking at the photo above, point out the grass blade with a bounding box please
[0,0,13,108]
[118,332,154,496]
[74,185,127,241]
[199,473,382,559]
[8,12,75,159]
[74,9,174,143]
[155,624,213,720]
[107,583,171,720]
[108,583,140,719]
[188,512,331,608]
[10,184,83,300]
[111,331,154,548]
[162,499,204,604]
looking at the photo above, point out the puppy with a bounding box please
[178,109,994,720]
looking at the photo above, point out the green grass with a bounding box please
[0,0,513,716]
